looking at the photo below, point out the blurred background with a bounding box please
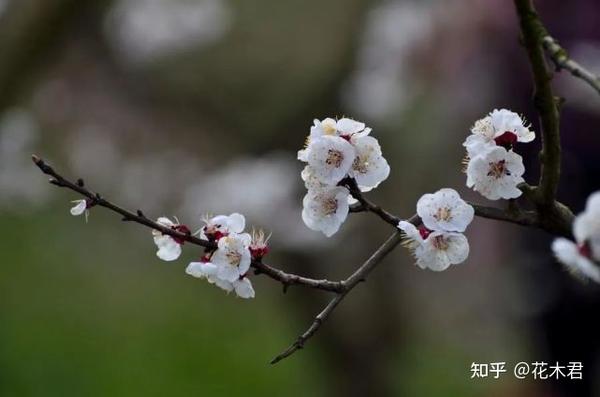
[1,0,600,396]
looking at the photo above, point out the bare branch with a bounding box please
[271,215,418,364]
[344,178,402,227]
[514,0,561,206]
[542,36,600,96]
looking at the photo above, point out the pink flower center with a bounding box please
[487,159,510,179]
[326,149,344,168]
[494,131,518,148]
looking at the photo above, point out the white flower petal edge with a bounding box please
[398,221,469,271]
[552,238,600,283]
[416,188,474,233]
[302,186,350,237]
[466,146,525,200]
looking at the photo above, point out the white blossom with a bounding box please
[552,238,600,283]
[466,146,525,200]
[551,191,600,283]
[211,232,252,282]
[349,135,390,190]
[302,186,350,237]
[416,188,474,233]
[152,216,187,261]
[304,135,356,185]
[464,108,535,156]
[200,212,245,240]
[186,261,255,298]
[398,221,469,271]
[573,191,600,261]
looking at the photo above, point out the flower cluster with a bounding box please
[464,109,535,200]
[150,213,268,298]
[552,192,600,283]
[298,117,390,236]
[398,188,474,271]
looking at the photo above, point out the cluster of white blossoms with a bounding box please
[552,192,600,283]
[398,188,474,271]
[150,213,268,299]
[464,109,535,200]
[298,117,390,236]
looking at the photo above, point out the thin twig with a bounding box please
[542,36,600,96]
[32,155,346,293]
[344,178,402,227]
[270,215,418,364]
[514,0,561,206]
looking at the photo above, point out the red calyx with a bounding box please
[250,246,270,260]
[494,131,518,148]
[171,224,191,244]
[418,225,432,240]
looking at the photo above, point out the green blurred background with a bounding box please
[1,0,600,396]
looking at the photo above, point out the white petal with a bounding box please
[217,265,241,282]
[234,278,255,299]
[156,217,175,227]
[156,238,181,261]
[397,221,423,243]
[70,200,87,216]
[227,213,246,233]
[444,233,470,264]
[186,262,217,278]
[336,118,365,135]
[213,278,235,292]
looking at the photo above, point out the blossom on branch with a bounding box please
[211,232,253,282]
[200,212,245,241]
[302,186,350,237]
[152,217,190,261]
[398,221,470,271]
[416,188,474,232]
[552,191,600,283]
[466,146,525,200]
[464,108,535,156]
[398,189,473,271]
[298,116,389,236]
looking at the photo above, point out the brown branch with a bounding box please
[270,224,412,364]
[542,36,600,96]
[344,178,401,227]
[31,155,345,293]
[514,0,561,206]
